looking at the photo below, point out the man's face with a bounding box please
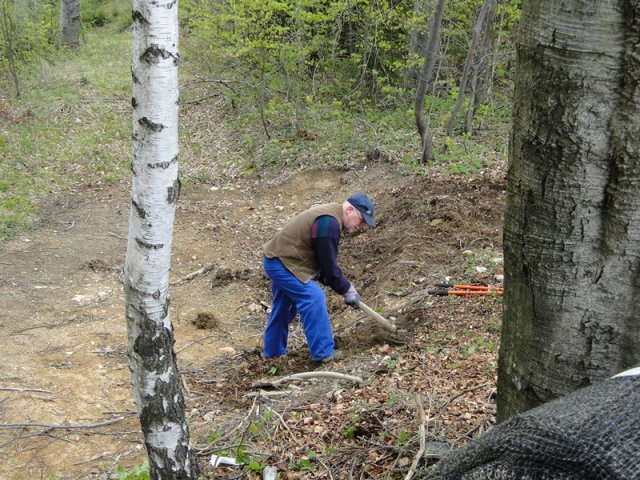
[344,206,365,232]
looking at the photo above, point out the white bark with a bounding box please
[125,0,198,476]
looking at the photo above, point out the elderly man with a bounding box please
[262,193,376,363]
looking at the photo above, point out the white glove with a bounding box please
[343,284,360,308]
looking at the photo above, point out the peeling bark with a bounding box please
[124,0,199,476]
[498,0,640,422]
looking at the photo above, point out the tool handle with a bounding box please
[428,289,449,296]
[359,301,397,332]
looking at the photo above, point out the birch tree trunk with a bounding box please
[498,0,640,422]
[414,0,445,164]
[59,0,80,48]
[124,0,199,476]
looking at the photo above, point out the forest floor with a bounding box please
[0,150,506,478]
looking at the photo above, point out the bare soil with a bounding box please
[0,160,505,479]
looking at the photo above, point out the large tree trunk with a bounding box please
[124,0,199,476]
[498,0,640,422]
[59,0,80,48]
[414,0,445,164]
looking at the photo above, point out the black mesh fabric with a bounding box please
[427,375,640,479]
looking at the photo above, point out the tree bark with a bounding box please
[59,0,80,48]
[404,0,433,87]
[414,0,445,164]
[444,0,493,141]
[0,0,20,97]
[125,0,199,476]
[464,0,497,133]
[498,0,640,422]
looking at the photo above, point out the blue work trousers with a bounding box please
[262,256,335,361]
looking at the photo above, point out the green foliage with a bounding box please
[116,462,150,480]
[396,430,412,446]
[295,450,318,472]
[82,0,131,30]
[207,429,222,443]
[342,425,357,439]
[0,25,131,240]
[0,0,57,95]
[386,390,399,406]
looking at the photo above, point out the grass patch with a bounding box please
[0,24,132,239]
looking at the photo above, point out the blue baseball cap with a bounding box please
[347,193,376,227]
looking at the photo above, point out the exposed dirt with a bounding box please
[0,161,506,479]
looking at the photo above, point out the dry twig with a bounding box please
[252,371,364,389]
[0,387,52,394]
[404,394,427,480]
[0,416,127,430]
[171,263,215,285]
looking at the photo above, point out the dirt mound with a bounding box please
[0,163,505,479]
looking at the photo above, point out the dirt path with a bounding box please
[0,163,505,479]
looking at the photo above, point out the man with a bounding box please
[262,193,376,363]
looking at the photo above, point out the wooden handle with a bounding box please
[359,301,397,332]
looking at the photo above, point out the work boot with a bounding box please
[319,350,343,364]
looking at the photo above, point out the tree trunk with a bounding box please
[414,0,445,164]
[444,0,492,141]
[404,0,433,87]
[0,0,20,97]
[125,0,199,476]
[498,0,640,422]
[59,0,80,48]
[464,0,497,133]
[486,0,507,104]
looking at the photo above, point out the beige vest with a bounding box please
[263,203,343,282]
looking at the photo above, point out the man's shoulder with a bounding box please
[312,214,341,238]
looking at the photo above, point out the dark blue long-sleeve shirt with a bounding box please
[311,215,350,294]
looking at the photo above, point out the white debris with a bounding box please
[210,455,243,468]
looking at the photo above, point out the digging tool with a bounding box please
[428,283,503,296]
[359,301,397,332]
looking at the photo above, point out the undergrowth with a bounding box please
[1,17,510,240]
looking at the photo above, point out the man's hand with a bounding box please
[343,284,360,309]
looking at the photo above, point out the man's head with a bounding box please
[343,193,376,231]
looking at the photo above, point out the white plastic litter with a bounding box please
[210,455,243,468]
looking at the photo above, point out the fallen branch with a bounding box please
[252,371,363,389]
[404,394,427,480]
[265,407,303,447]
[176,334,218,353]
[438,383,488,414]
[0,416,126,431]
[171,263,215,285]
[0,387,52,394]
[245,389,294,398]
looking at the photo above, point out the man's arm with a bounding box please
[311,215,350,294]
